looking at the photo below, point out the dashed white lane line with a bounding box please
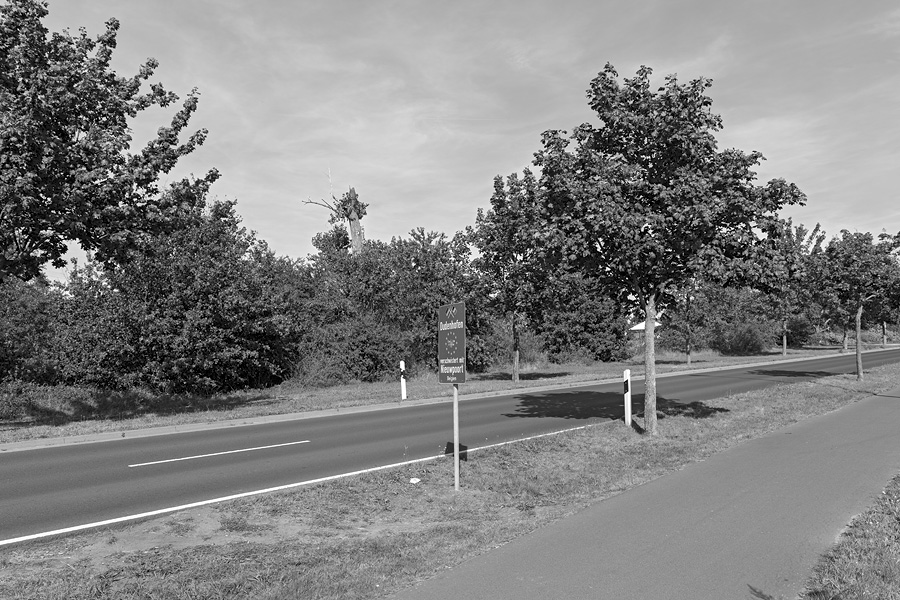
[128,440,310,468]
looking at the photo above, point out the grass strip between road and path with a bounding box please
[1,361,900,599]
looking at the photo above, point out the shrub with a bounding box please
[710,322,775,355]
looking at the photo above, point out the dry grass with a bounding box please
[1,362,898,599]
[0,347,846,444]
[800,474,900,599]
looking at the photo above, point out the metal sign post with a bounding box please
[453,384,459,490]
[438,302,466,491]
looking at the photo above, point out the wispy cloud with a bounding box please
[38,0,900,265]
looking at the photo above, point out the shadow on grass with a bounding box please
[1,384,275,429]
[501,389,729,421]
[471,371,573,382]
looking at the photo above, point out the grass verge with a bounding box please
[0,347,859,444]
[799,473,900,599]
[1,362,899,599]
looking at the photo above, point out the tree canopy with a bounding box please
[816,230,900,380]
[535,63,807,434]
[0,0,217,282]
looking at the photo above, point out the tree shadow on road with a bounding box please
[501,389,729,421]
[471,371,573,382]
[747,369,836,379]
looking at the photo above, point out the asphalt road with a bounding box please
[2,349,899,545]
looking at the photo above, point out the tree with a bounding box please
[817,230,900,380]
[0,276,57,380]
[54,200,308,394]
[469,170,542,382]
[305,186,368,255]
[661,277,710,365]
[0,0,217,282]
[534,63,806,434]
[757,220,824,355]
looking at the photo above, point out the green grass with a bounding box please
[800,474,900,599]
[2,361,898,599]
[0,346,854,444]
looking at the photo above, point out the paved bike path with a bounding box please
[391,387,900,600]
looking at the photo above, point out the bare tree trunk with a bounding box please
[855,305,864,381]
[841,329,848,353]
[883,321,887,347]
[644,296,658,436]
[348,209,364,254]
[686,340,692,366]
[512,315,519,384]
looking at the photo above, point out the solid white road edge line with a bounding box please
[1,424,592,547]
[128,440,311,468]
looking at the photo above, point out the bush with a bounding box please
[295,317,407,387]
[710,322,775,355]
[786,315,815,348]
[0,279,59,383]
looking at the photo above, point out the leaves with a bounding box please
[0,0,217,282]
[535,63,807,433]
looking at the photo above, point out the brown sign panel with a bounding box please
[437,302,466,384]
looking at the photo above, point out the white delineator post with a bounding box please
[624,369,632,427]
[400,360,407,400]
[453,383,460,491]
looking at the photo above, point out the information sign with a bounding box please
[437,302,466,384]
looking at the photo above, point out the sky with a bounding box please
[40,0,900,277]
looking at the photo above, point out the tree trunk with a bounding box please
[512,315,519,384]
[348,209,364,254]
[883,321,887,347]
[686,341,692,366]
[644,296,658,435]
[841,329,848,353]
[855,304,864,381]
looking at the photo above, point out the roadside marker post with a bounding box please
[438,302,466,491]
[624,369,632,427]
[400,360,407,400]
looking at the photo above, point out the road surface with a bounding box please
[2,349,898,545]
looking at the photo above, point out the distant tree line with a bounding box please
[2,1,900,404]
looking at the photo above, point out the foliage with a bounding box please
[0,276,57,381]
[469,170,543,378]
[814,230,900,379]
[534,63,805,433]
[533,272,630,363]
[756,220,825,353]
[51,200,307,394]
[659,278,712,360]
[298,227,497,385]
[0,0,218,282]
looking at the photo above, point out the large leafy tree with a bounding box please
[535,63,806,434]
[0,0,217,282]
[816,230,900,380]
[56,200,306,394]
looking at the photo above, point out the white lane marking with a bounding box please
[1,424,594,547]
[128,440,310,468]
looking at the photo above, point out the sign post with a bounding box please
[438,302,466,491]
